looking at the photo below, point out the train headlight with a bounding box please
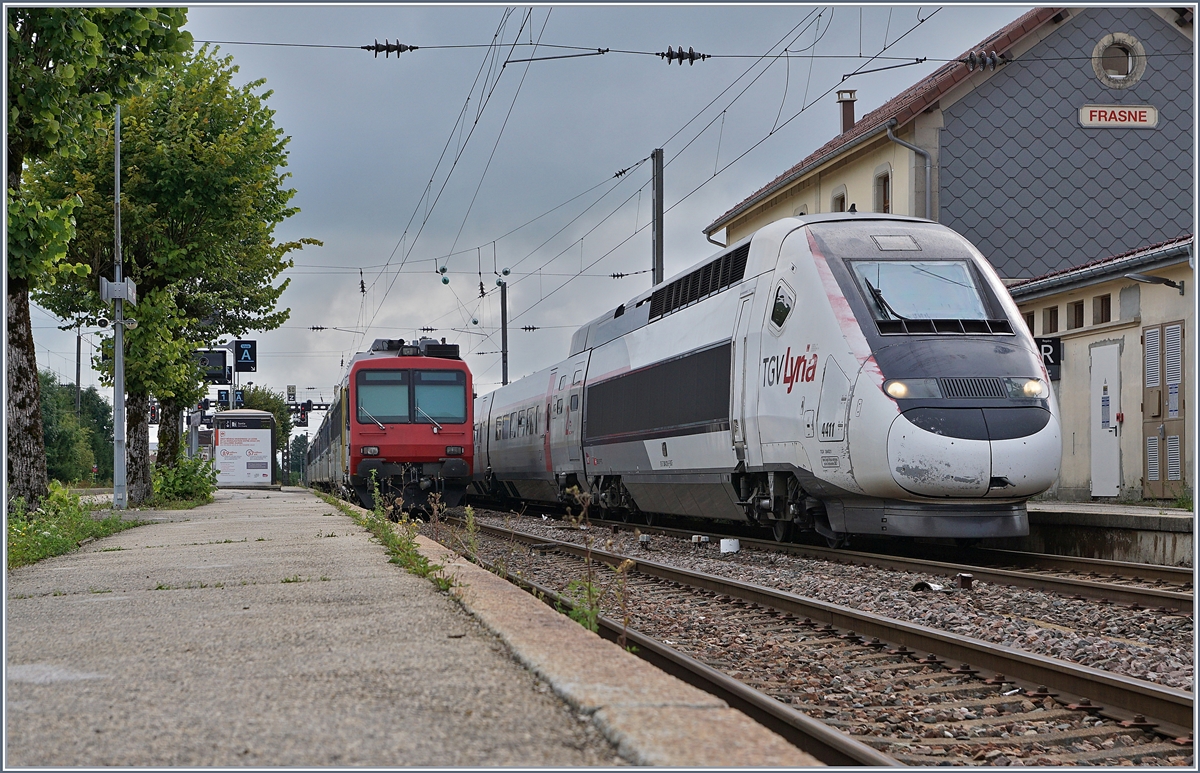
[445,446,464,456]
[360,446,380,456]
[883,378,941,399]
[1006,377,1049,399]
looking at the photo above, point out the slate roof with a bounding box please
[703,7,1064,236]
[1007,234,1194,295]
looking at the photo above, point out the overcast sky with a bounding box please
[29,4,1032,440]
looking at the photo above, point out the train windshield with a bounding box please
[850,260,989,320]
[414,370,467,424]
[357,370,410,424]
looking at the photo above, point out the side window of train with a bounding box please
[517,409,525,436]
[495,420,501,441]
[770,281,795,330]
[559,375,567,391]
[572,370,583,385]
[570,394,580,411]
[557,398,563,415]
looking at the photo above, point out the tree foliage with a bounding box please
[32,45,317,502]
[290,433,309,479]
[79,383,115,483]
[237,385,294,483]
[7,7,190,507]
[39,370,94,484]
[34,45,311,339]
[7,7,192,281]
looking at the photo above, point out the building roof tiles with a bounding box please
[704,7,1063,235]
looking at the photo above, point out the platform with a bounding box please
[988,500,1195,566]
[5,488,817,767]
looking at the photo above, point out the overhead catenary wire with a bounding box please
[193,36,1188,64]
[358,8,530,351]
[469,8,945,364]
[446,9,551,261]
[202,10,1081,383]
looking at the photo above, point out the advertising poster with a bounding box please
[214,417,274,487]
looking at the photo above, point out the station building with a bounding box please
[702,7,1194,501]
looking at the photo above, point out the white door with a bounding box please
[730,294,756,458]
[1090,343,1121,496]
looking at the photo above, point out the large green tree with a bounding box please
[34,46,315,503]
[79,383,114,483]
[39,370,94,484]
[289,433,309,484]
[7,7,191,506]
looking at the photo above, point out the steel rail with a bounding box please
[470,547,901,766]
[473,520,1194,734]
[586,517,1193,613]
[968,547,1194,584]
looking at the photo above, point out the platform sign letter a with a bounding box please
[235,340,257,373]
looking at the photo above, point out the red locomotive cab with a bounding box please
[345,338,474,513]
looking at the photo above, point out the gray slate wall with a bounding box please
[940,8,1193,279]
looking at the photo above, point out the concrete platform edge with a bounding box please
[325,496,819,766]
[1026,508,1193,532]
[415,534,820,767]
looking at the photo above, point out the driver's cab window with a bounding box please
[770,282,795,330]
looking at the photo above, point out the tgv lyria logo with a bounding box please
[763,346,818,394]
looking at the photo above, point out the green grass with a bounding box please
[315,490,455,591]
[7,483,144,570]
[149,497,211,511]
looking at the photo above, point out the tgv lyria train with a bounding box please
[471,214,1060,544]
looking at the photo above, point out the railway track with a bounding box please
[572,514,1194,614]
[437,517,1193,766]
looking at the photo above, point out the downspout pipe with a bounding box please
[885,119,932,221]
[706,231,726,248]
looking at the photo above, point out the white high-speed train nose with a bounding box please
[886,409,1060,498]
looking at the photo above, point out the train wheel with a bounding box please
[643,510,658,527]
[771,519,794,543]
[825,532,849,549]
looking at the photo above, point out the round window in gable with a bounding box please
[1091,33,1146,88]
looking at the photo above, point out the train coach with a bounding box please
[471,213,1061,546]
[307,337,473,513]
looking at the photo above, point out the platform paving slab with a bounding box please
[5,489,625,767]
[8,488,822,767]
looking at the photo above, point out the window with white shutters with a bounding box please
[1167,435,1181,481]
[1165,324,1182,419]
[1144,327,1161,388]
[1146,436,1160,481]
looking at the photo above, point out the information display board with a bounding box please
[213,410,275,488]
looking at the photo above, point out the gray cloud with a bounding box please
[31,5,1030,440]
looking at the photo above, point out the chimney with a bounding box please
[837,89,857,133]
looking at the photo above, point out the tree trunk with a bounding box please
[7,279,50,507]
[156,398,182,470]
[7,148,50,509]
[127,392,152,505]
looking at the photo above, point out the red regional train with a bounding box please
[306,337,474,514]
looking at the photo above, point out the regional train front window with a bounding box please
[357,370,410,424]
[851,260,989,320]
[414,370,467,424]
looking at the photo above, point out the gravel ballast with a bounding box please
[464,510,1194,692]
